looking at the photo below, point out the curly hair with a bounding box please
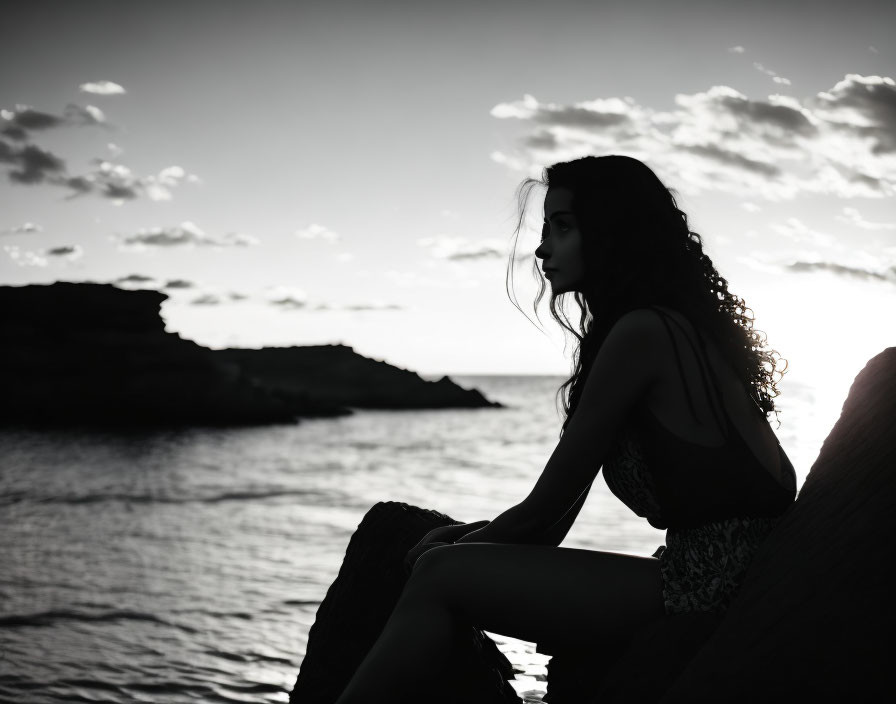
[504,155,786,435]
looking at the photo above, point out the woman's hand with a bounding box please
[403,521,489,576]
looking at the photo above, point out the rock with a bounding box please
[660,347,896,701]
[290,501,521,704]
[215,347,503,410]
[0,282,501,428]
[542,348,896,702]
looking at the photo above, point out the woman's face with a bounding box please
[535,187,586,295]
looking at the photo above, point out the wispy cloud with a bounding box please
[2,244,47,267]
[490,74,896,201]
[836,206,896,231]
[0,103,199,201]
[114,273,157,288]
[115,221,259,250]
[417,235,507,260]
[0,103,107,139]
[787,260,896,283]
[0,139,199,202]
[769,217,835,247]
[2,221,43,234]
[295,223,341,242]
[753,62,792,86]
[190,293,224,306]
[44,244,83,261]
[727,46,746,54]
[265,285,308,309]
[79,80,126,96]
[343,301,402,311]
[163,278,194,289]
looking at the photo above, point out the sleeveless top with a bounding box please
[602,306,797,613]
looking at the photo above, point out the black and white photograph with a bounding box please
[1,1,894,702]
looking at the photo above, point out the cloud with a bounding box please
[79,80,126,96]
[64,103,106,126]
[753,62,792,86]
[44,244,84,261]
[142,164,202,201]
[741,202,761,212]
[769,217,835,247]
[490,74,896,200]
[417,235,507,260]
[0,103,106,138]
[114,273,158,288]
[3,244,48,267]
[0,104,198,201]
[190,293,223,306]
[787,261,896,283]
[836,206,896,230]
[0,138,199,201]
[163,278,194,289]
[343,301,402,311]
[116,221,260,250]
[728,46,746,54]
[295,223,341,242]
[0,141,67,184]
[2,221,42,234]
[1,105,65,133]
[265,285,307,309]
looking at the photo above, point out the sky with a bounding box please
[1,0,894,399]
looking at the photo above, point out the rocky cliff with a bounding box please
[0,282,501,428]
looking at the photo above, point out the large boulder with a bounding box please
[541,347,895,702]
[661,347,895,701]
[291,502,521,704]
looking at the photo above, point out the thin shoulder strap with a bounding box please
[648,307,698,422]
[649,307,729,437]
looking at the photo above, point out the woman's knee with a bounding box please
[408,543,460,590]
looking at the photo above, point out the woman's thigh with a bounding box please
[407,542,665,648]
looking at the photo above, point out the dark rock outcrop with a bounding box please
[216,345,502,410]
[543,347,896,702]
[291,501,521,704]
[660,347,895,702]
[0,282,501,428]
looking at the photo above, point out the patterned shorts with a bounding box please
[652,516,781,615]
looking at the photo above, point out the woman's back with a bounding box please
[604,306,796,530]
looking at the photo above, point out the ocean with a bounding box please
[0,374,829,703]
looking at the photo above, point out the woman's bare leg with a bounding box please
[334,541,665,703]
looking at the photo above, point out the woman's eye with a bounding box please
[556,221,570,232]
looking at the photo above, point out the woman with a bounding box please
[334,155,797,703]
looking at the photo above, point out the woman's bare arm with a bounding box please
[456,310,664,546]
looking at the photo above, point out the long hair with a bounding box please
[504,155,786,435]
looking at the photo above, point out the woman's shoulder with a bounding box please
[608,306,677,339]
[596,308,670,371]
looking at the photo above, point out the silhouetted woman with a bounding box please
[335,155,797,703]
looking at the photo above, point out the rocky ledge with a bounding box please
[0,282,501,428]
